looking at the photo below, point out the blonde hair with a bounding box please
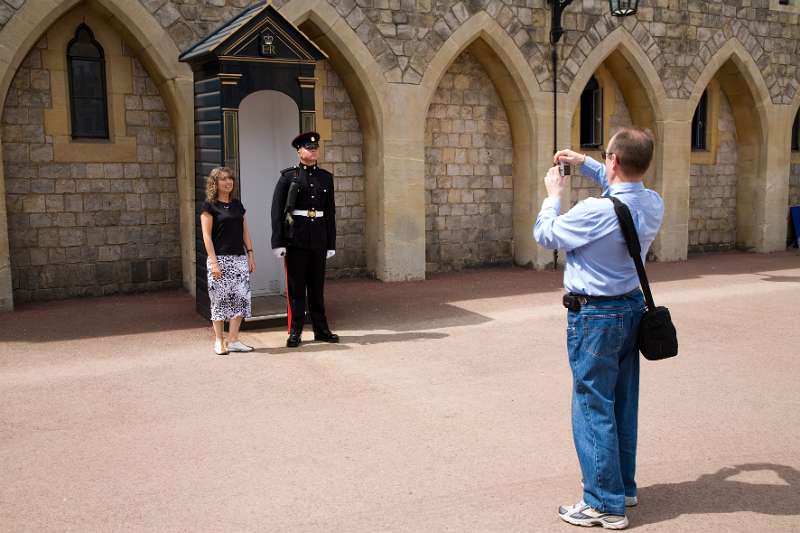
[206,167,235,202]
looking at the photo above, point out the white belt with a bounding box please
[291,209,323,218]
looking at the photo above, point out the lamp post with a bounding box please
[547,0,639,269]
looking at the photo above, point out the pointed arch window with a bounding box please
[691,90,708,151]
[67,24,109,139]
[580,76,603,148]
[792,110,799,152]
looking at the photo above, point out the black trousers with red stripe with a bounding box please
[284,247,329,334]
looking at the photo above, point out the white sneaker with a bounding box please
[558,500,629,530]
[227,340,254,352]
[214,339,228,355]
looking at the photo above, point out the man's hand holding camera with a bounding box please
[553,149,586,168]
[544,149,587,199]
[544,166,568,199]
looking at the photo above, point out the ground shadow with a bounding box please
[337,331,449,345]
[1,290,208,343]
[324,266,564,333]
[4,251,798,343]
[652,249,800,283]
[632,463,800,527]
[248,331,449,355]
[759,274,800,283]
[251,343,351,356]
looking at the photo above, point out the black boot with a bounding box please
[286,331,302,348]
[314,329,339,343]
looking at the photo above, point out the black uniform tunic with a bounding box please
[270,164,337,334]
[271,164,336,250]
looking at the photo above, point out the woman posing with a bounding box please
[200,167,256,355]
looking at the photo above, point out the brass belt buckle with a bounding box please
[307,208,317,218]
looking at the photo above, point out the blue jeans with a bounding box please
[566,290,645,516]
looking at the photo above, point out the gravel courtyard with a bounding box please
[2,251,799,532]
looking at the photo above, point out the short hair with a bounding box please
[608,128,654,177]
[206,166,235,202]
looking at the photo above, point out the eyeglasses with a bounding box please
[601,149,617,163]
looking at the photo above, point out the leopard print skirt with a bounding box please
[207,255,252,321]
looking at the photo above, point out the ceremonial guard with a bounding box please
[271,132,339,348]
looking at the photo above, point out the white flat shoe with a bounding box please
[227,340,254,352]
[214,339,228,355]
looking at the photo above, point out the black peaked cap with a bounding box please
[291,131,321,149]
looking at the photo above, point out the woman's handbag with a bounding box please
[608,196,678,360]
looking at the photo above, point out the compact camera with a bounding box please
[558,161,571,177]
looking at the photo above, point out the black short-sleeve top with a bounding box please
[201,198,246,256]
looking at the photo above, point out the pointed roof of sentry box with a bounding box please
[178,1,326,65]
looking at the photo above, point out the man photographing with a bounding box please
[534,128,664,530]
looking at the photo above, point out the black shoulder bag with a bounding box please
[608,196,678,361]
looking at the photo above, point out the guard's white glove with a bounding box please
[272,247,286,258]
[326,250,336,259]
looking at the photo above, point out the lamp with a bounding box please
[546,0,638,269]
[609,0,640,17]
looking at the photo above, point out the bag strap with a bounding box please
[607,195,656,311]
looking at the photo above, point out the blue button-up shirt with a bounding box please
[533,157,664,296]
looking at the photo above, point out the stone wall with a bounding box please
[424,51,512,273]
[689,91,738,253]
[124,1,800,103]
[0,1,25,33]
[317,60,366,278]
[2,33,179,303]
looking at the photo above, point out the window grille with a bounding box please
[67,24,109,139]
[580,76,603,148]
[691,90,708,151]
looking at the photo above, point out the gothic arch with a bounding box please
[282,0,396,85]
[0,0,194,310]
[407,5,547,87]
[687,39,771,251]
[282,0,384,130]
[417,11,545,267]
[565,26,666,125]
[563,24,666,209]
[688,38,771,126]
[419,11,544,112]
[282,0,386,274]
[564,17,664,98]
[691,21,777,104]
[0,0,191,138]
